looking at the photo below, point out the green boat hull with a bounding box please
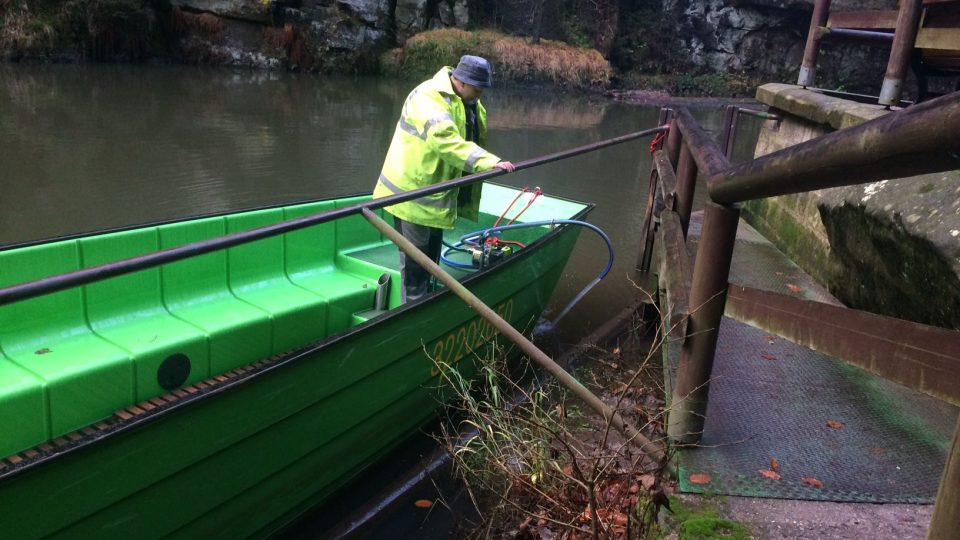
[0,184,588,538]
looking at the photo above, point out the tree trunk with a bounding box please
[531,0,545,44]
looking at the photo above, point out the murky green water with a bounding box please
[0,64,760,339]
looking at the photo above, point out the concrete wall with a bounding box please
[744,84,960,329]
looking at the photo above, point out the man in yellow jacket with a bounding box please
[373,55,515,302]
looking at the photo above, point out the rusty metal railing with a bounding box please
[799,0,926,106]
[718,106,781,159]
[638,91,960,538]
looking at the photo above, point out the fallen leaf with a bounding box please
[801,477,823,488]
[612,347,621,357]
[639,473,657,489]
[770,458,780,472]
[604,481,623,501]
[613,511,629,526]
[563,464,574,476]
[826,420,844,429]
[580,505,609,523]
[611,383,631,396]
[760,352,777,361]
[775,271,784,276]
[759,469,781,480]
[871,447,887,457]
[762,335,776,344]
[688,473,712,485]
[629,483,640,494]
[414,499,433,508]
[786,283,803,294]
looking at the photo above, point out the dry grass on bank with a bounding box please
[381,29,611,90]
[0,2,55,56]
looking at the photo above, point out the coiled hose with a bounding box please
[440,219,614,327]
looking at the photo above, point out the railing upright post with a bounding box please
[639,109,675,273]
[880,0,923,106]
[674,141,698,237]
[928,417,960,539]
[667,202,739,444]
[720,106,743,160]
[665,113,683,168]
[799,0,832,87]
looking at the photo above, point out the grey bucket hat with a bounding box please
[452,55,492,88]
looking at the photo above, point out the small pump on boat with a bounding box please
[441,187,616,329]
[469,242,513,268]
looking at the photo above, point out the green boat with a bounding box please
[0,182,590,538]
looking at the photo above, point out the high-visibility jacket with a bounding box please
[372,67,502,229]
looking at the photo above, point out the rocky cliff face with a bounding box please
[651,0,896,92]
[126,0,900,87]
[161,0,471,71]
[3,0,902,92]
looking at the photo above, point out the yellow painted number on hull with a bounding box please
[429,299,514,374]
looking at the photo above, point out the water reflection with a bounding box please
[0,64,760,340]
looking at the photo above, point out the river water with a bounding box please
[0,64,761,343]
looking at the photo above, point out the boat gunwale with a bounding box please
[0,184,590,252]
[0,123,668,307]
[0,194,371,252]
[0,200,593,484]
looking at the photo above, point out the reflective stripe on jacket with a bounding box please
[372,67,501,229]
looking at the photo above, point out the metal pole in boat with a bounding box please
[360,208,666,462]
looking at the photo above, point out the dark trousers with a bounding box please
[393,216,443,303]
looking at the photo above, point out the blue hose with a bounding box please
[440,220,615,326]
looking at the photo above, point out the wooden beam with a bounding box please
[827,10,899,29]
[928,418,960,540]
[674,109,731,178]
[726,285,960,405]
[653,149,678,211]
[657,211,692,323]
[708,91,960,204]
[916,27,960,49]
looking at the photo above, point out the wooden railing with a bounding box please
[799,0,960,106]
[638,91,960,537]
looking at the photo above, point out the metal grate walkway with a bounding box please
[666,211,958,502]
